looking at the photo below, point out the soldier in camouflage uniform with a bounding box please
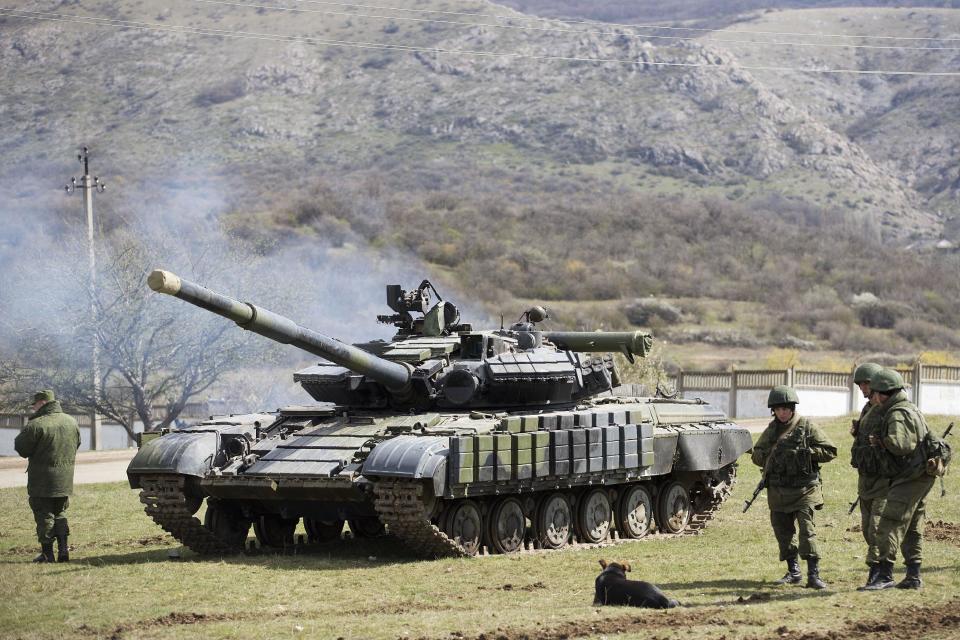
[14,390,81,563]
[752,386,837,589]
[861,369,934,590]
[848,362,887,590]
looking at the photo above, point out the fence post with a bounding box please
[848,368,858,414]
[913,362,923,407]
[729,370,738,419]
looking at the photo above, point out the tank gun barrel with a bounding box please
[542,331,652,362]
[147,269,411,391]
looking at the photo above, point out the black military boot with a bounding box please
[805,558,827,589]
[54,520,70,562]
[862,560,896,590]
[774,557,803,585]
[895,562,922,590]
[856,563,879,591]
[32,543,55,563]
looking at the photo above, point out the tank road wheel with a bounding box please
[254,515,298,548]
[203,499,250,549]
[348,517,386,538]
[443,500,484,556]
[616,484,654,539]
[487,497,526,554]
[304,519,344,543]
[657,482,691,534]
[536,492,572,550]
[577,489,612,544]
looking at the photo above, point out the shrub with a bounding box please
[895,318,960,349]
[194,78,247,107]
[624,298,683,326]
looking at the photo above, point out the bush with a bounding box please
[895,319,960,349]
[624,298,683,326]
[852,292,905,329]
[194,78,247,107]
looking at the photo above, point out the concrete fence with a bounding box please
[677,363,960,419]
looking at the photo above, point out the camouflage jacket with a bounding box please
[851,401,890,498]
[14,401,81,497]
[869,391,928,482]
[752,414,837,512]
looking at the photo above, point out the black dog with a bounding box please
[594,559,679,609]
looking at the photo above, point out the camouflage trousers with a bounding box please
[28,496,69,545]
[770,507,818,561]
[876,474,935,565]
[859,496,886,565]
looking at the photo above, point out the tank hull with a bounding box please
[127,397,752,556]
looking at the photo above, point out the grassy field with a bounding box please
[1,416,958,640]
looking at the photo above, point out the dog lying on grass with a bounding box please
[594,560,680,609]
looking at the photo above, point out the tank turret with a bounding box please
[147,270,651,410]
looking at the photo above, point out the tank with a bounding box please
[127,270,753,557]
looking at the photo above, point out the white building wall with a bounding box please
[919,382,960,415]
[736,390,771,418]
[796,389,850,417]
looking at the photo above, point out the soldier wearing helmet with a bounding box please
[860,368,934,591]
[848,362,887,590]
[751,385,837,589]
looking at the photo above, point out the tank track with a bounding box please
[138,474,244,556]
[373,465,737,558]
[373,480,471,558]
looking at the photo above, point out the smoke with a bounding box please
[0,160,487,413]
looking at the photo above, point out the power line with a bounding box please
[193,0,960,52]
[3,7,960,77]
[288,0,960,43]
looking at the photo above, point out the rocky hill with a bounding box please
[1,0,956,241]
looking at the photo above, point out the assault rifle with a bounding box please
[939,422,953,498]
[743,477,765,513]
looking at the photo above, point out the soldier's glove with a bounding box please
[850,419,859,436]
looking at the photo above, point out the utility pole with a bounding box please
[65,147,105,451]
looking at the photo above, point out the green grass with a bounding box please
[1,416,958,639]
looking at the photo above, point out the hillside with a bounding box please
[2,0,960,375]
[1,1,955,238]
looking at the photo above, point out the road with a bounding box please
[0,448,136,488]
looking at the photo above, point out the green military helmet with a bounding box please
[853,362,882,384]
[870,368,905,393]
[767,385,800,408]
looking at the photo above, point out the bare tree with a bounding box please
[0,226,279,438]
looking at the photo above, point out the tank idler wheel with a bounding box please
[616,484,654,539]
[254,514,298,548]
[443,499,483,556]
[577,488,612,544]
[487,497,526,554]
[657,482,691,534]
[203,499,250,548]
[348,517,386,538]
[304,518,345,543]
[536,492,572,550]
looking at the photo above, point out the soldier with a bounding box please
[14,390,81,563]
[752,385,837,589]
[848,362,887,590]
[862,369,934,590]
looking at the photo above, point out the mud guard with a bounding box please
[126,431,219,489]
[361,435,449,497]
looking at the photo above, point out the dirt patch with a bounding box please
[736,592,772,604]
[479,582,547,592]
[925,520,960,547]
[418,599,960,640]
[748,598,960,640]
[412,609,745,640]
